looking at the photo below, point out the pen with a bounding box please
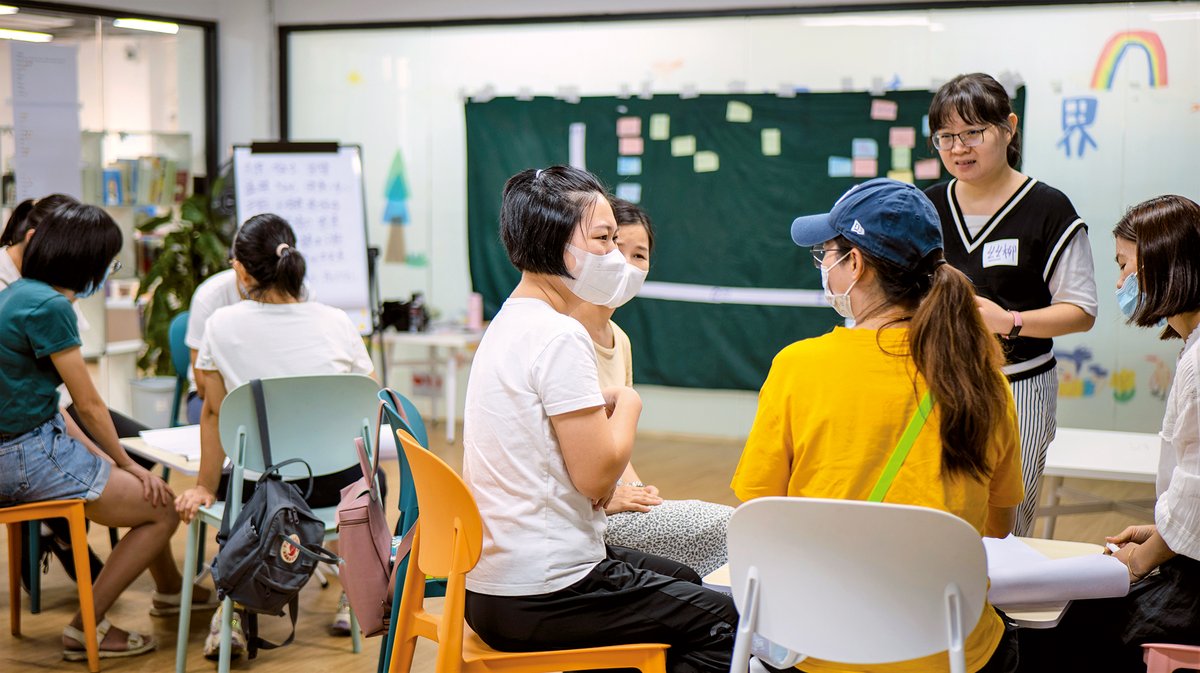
[1106,542,1121,554]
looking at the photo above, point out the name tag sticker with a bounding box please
[982,239,1019,267]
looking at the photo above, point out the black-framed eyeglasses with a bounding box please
[931,127,989,151]
[811,246,846,269]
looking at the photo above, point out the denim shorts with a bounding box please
[0,415,112,507]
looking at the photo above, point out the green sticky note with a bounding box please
[671,135,696,157]
[726,101,752,123]
[649,114,670,140]
[762,128,782,156]
[694,150,719,173]
[892,146,912,170]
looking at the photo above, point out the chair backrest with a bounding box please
[379,389,424,537]
[727,497,987,667]
[218,374,380,480]
[379,388,429,449]
[168,310,191,378]
[397,428,482,577]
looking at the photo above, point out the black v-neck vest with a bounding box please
[925,178,1087,380]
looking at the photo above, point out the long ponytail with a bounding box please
[910,260,1011,480]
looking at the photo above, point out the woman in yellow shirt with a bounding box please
[732,178,1024,673]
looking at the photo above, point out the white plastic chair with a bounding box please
[727,497,988,673]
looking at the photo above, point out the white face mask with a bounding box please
[820,250,858,321]
[563,245,629,306]
[604,265,648,309]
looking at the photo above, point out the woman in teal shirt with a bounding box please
[0,202,198,661]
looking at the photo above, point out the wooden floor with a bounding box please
[0,424,1155,672]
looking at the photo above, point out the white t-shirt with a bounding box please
[1156,324,1200,561]
[194,301,372,391]
[186,269,243,351]
[462,297,608,596]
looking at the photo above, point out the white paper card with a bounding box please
[138,425,202,461]
[984,536,1130,605]
[982,239,1019,267]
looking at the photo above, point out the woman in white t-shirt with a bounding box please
[175,213,376,654]
[462,166,736,673]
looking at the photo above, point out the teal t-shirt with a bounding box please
[0,278,81,435]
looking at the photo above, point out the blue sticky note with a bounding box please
[828,157,853,178]
[851,138,878,159]
[617,157,642,176]
[922,115,931,137]
[615,182,642,203]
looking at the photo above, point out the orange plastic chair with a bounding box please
[386,428,668,673]
[2,499,100,672]
[1143,643,1200,673]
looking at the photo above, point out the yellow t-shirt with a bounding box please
[594,320,634,389]
[731,327,1023,673]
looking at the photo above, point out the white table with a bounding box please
[703,537,1106,629]
[121,435,201,476]
[1038,427,1159,538]
[381,328,485,444]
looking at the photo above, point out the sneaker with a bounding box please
[203,603,246,660]
[329,593,352,636]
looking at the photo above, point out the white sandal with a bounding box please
[62,618,156,660]
[149,587,219,616]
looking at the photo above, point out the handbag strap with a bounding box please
[867,390,934,503]
[354,436,382,503]
[250,379,274,468]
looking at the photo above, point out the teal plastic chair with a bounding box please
[168,311,191,429]
[376,388,445,673]
[175,374,381,673]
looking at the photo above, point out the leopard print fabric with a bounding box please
[604,499,733,576]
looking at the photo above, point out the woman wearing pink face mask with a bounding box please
[462,166,736,673]
[924,73,1097,537]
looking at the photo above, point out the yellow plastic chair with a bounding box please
[2,499,100,672]
[387,428,668,673]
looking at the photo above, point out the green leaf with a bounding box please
[135,213,174,233]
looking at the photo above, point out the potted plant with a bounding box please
[136,179,234,376]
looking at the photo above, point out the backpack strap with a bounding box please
[867,391,935,503]
[246,595,300,659]
[250,379,274,468]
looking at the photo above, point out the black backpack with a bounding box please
[210,379,339,658]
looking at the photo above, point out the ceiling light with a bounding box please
[112,18,179,34]
[0,28,51,42]
[0,6,19,15]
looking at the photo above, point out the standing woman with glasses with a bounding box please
[0,203,194,661]
[925,73,1097,536]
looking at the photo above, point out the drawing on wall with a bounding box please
[383,149,410,263]
[1056,346,1109,398]
[1057,97,1098,158]
[1146,355,1173,400]
[1111,368,1136,403]
[1091,31,1168,90]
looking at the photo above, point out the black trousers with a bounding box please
[465,545,737,673]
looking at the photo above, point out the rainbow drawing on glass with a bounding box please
[1090,31,1168,90]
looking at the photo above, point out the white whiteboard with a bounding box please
[233,145,372,334]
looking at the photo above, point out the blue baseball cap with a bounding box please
[790,178,943,269]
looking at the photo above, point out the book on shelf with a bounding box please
[100,155,188,207]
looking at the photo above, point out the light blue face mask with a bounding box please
[77,267,113,300]
[1116,273,1139,319]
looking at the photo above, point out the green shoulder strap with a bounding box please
[867,391,935,503]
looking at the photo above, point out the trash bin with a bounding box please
[129,376,177,429]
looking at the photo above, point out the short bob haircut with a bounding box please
[610,196,656,255]
[500,165,607,276]
[1113,195,1200,339]
[929,73,1022,170]
[0,193,78,247]
[232,213,306,300]
[22,202,122,293]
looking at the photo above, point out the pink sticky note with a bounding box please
[852,158,877,178]
[889,126,916,148]
[914,159,942,180]
[870,99,898,121]
[617,117,642,138]
[619,137,644,156]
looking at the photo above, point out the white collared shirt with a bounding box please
[1156,323,1200,561]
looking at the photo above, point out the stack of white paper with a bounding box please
[138,425,202,461]
[984,536,1130,605]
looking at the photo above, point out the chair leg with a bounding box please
[67,508,100,673]
[27,521,40,614]
[197,522,207,571]
[108,526,119,550]
[350,608,361,654]
[176,519,201,673]
[218,596,234,673]
[8,523,20,636]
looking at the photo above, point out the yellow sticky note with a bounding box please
[726,101,752,123]
[649,114,670,140]
[887,169,915,184]
[892,146,912,170]
[671,135,696,157]
[694,150,719,173]
[761,128,782,156]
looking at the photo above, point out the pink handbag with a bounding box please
[336,405,405,637]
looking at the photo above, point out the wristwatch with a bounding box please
[1007,310,1023,339]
